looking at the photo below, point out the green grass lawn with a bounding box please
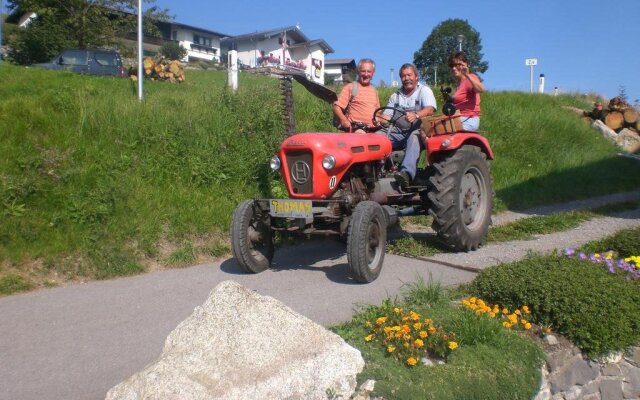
[1,63,639,290]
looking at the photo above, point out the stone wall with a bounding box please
[535,335,640,400]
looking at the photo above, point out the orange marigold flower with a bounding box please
[428,326,436,334]
[502,308,509,315]
[364,334,374,342]
[419,331,428,338]
[525,323,532,330]
[514,309,521,315]
[522,305,530,314]
[424,318,433,325]
[387,345,396,353]
[414,338,424,348]
[376,316,387,325]
[413,322,422,330]
[407,357,418,366]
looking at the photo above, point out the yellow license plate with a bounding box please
[269,199,313,218]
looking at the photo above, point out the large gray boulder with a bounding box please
[106,280,364,400]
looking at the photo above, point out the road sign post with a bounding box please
[525,58,537,93]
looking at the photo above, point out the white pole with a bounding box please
[529,65,533,93]
[228,49,238,91]
[434,65,438,87]
[538,74,545,94]
[137,0,143,101]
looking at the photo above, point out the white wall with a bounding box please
[171,26,221,62]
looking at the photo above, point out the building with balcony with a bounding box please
[221,25,334,84]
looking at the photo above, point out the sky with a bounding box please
[150,0,639,103]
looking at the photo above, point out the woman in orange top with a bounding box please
[449,52,484,131]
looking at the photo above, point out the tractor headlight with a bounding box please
[322,154,336,170]
[269,155,281,171]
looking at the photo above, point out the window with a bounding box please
[93,52,118,66]
[60,50,88,65]
[193,34,212,47]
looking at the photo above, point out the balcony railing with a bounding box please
[190,43,217,54]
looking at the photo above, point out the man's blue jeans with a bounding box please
[386,128,424,180]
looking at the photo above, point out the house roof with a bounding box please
[221,25,308,44]
[325,58,355,66]
[221,26,334,54]
[163,21,229,38]
[287,39,334,54]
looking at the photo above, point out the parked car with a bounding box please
[34,49,126,78]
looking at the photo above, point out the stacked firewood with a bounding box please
[583,97,638,133]
[129,57,186,83]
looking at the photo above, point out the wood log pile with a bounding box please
[571,96,640,154]
[583,97,639,133]
[129,57,186,83]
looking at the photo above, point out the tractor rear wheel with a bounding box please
[231,200,274,273]
[347,201,387,283]
[427,145,492,251]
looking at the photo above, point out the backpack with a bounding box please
[332,82,359,129]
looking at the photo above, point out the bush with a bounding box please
[159,41,187,61]
[469,254,640,358]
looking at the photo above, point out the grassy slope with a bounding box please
[1,64,639,287]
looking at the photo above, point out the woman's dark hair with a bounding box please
[448,52,468,67]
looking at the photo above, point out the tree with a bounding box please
[159,40,187,61]
[414,19,488,89]
[7,0,171,63]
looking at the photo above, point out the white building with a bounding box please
[221,26,334,84]
[324,58,356,85]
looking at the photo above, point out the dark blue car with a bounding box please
[34,49,125,78]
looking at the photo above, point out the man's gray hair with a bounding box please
[399,63,419,78]
[358,58,376,71]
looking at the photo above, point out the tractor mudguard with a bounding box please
[426,132,494,163]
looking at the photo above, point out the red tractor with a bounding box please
[231,72,493,283]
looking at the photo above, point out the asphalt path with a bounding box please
[1,193,639,400]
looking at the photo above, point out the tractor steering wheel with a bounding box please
[374,106,421,138]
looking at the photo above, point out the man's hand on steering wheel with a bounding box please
[373,106,407,129]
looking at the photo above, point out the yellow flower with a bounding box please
[406,356,418,366]
[508,314,518,324]
[424,318,433,325]
[489,312,496,318]
[521,319,528,325]
[413,322,422,330]
[514,309,521,315]
[469,297,477,304]
[419,331,428,338]
[448,341,458,350]
[502,308,509,315]
[393,307,402,314]
[522,305,530,314]
[502,321,511,328]
[428,326,436,334]
[364,334,374,342]
[414,338,424,348]
[525,323,532,330]
[376,316,387,325]
[387,345,396,353]
[409,311,421,321]
[542,326,552,334]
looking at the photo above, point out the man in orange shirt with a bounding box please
[333,58,380,133]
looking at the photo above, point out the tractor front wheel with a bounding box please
[427,145,493,251]
[231,200,274,273]
[347,201,387,283]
